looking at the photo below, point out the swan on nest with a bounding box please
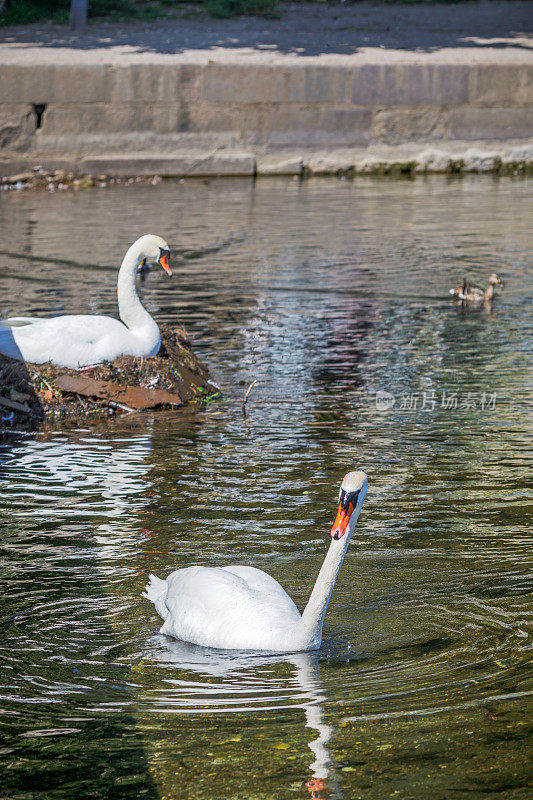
[0,234,172,369]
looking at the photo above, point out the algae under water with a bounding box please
[0,176,531,799]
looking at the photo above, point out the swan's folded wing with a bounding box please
[223,565,296,604]
[164,566,250,618]
[160,566,300,649]
[3,314,130,368]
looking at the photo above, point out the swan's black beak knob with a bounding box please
[331,486,362,539]
[158,248,172,277]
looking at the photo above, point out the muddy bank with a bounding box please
[0,324,219,428]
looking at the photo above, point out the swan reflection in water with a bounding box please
[144,634,334,789]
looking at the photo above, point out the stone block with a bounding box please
[0,104,35,151]
[0,156,32,176]
[53,65,111,104]
[39,104,107,134]
[110,64,200,105]
[41,103,178,135]
[470,65,533,108]
[263,106,372,148]
[285,66,349,104]
[447,108,533,141]
[188,103,260,143]
[256,154,303,175]
[204,65,284,104]
[105,104,177,134]
[372,108,445,145]
[351,64,470,106]
[0,65,111,105]
[0,66,49,103]
[0,67,24,104]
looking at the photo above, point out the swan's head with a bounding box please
[137,234,172,277]
[331,471,368,541]
[489,273,502,286]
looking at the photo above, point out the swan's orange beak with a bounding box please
[331,501,354,540]
[158,250,172,277]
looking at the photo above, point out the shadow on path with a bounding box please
[0,1,531,58]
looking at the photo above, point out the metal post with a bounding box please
[70,0,88,31]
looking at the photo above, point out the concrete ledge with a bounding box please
[256,154,303,175]
[79,152,256,176]
[1,55,532,176]
[2,143,531,180]
[263,106,373,148]
[300,143,533,175]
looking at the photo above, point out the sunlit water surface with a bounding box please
[0,177,532,800]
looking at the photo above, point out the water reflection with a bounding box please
[0,176,532,799]
[144,638,333,781]
[4,429,152,518]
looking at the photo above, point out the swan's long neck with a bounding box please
[293,506,361,650]
[294,538,349,648]
[117,242,158,335]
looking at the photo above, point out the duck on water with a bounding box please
[450,273,502,304]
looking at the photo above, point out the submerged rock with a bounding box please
[0,324,219,429]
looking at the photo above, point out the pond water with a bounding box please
[0,176,531,800]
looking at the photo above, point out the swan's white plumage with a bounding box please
[0,316,43,326]
[0,234,169,369]
[0,314,158,368]
[143,471,368,653]
[144,566,302,652]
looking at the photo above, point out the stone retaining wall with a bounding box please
[1,61,532,176]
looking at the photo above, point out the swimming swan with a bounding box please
[0,234,172,369]
[143,471,368,652]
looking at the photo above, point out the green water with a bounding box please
[0,176,531,799]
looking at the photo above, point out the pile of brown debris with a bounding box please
[0,324,219,428]
[0,168,162,192]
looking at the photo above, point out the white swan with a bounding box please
[143,471,368,652]
[0,234,172,369]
